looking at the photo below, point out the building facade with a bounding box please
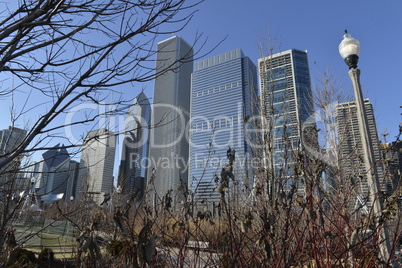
[147,36,193,206]
[258,49,316,194]
[65,160,80,201]
[78,128,116,204]
[37,144,70,197]
[0,126,27,199]
[0,126,27,155]
[382,140,402,205]
[118,92,151,200]
[0,126,27,168]
[336,99,385,201]
[189,49,258,205]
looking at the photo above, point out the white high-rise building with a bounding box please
[78,128,116,204]
[336,99,385,200]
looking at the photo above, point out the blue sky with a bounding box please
[171,0,401,140]
[0,0,401,170]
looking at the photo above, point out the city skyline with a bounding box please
[6,40,398,203]
[0,1,400,189]
[1,2,400,265]
[0,0,402,177]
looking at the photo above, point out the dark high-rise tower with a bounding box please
[37,144,70,197]
[118,92,150,200]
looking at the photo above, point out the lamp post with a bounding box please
[30,177,36,204]
[116,185,122,206]
[339,30,391,264]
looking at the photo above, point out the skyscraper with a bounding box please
[65,160,80,201]
[147,36,193,206]
[189,48,258,204]
[77,128,116,204]
[118,92,151,200]
[336,99,385,199]
[0,126,27,166]
[0,126,27,199]
[258,49,316,193]
[37,144,70,197]
[382,140,402,199]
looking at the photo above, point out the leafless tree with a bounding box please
[0,0,210,258]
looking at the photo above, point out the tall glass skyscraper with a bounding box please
[118,92,150,200]
[189,49,258,204]
[147,36,193,205]
[258,49,316,193]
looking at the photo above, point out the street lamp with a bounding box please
[339,31,360,69]
[116,185,122,207]
[116,186,122,194]
[30,177,36,203]
[339,30,391,264]
[30,177,36,199]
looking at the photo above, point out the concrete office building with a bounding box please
[0,126,27,199]
[147,36,193,207]
[0,126,27,167]
[78,128,116,205]
[382,140,402,206]
[336,99,385,202]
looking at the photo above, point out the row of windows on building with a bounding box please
[191,113,298,134]
[264,100,297,116]
[266,66,288,80]
[265,89,292,105]
[192,81,246,98]
[193,161,223,170]
[191,116,237,132]
[259,55,292,70]
[195,49,242,71]
[192,158,253,170]
[265,77,295,92]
